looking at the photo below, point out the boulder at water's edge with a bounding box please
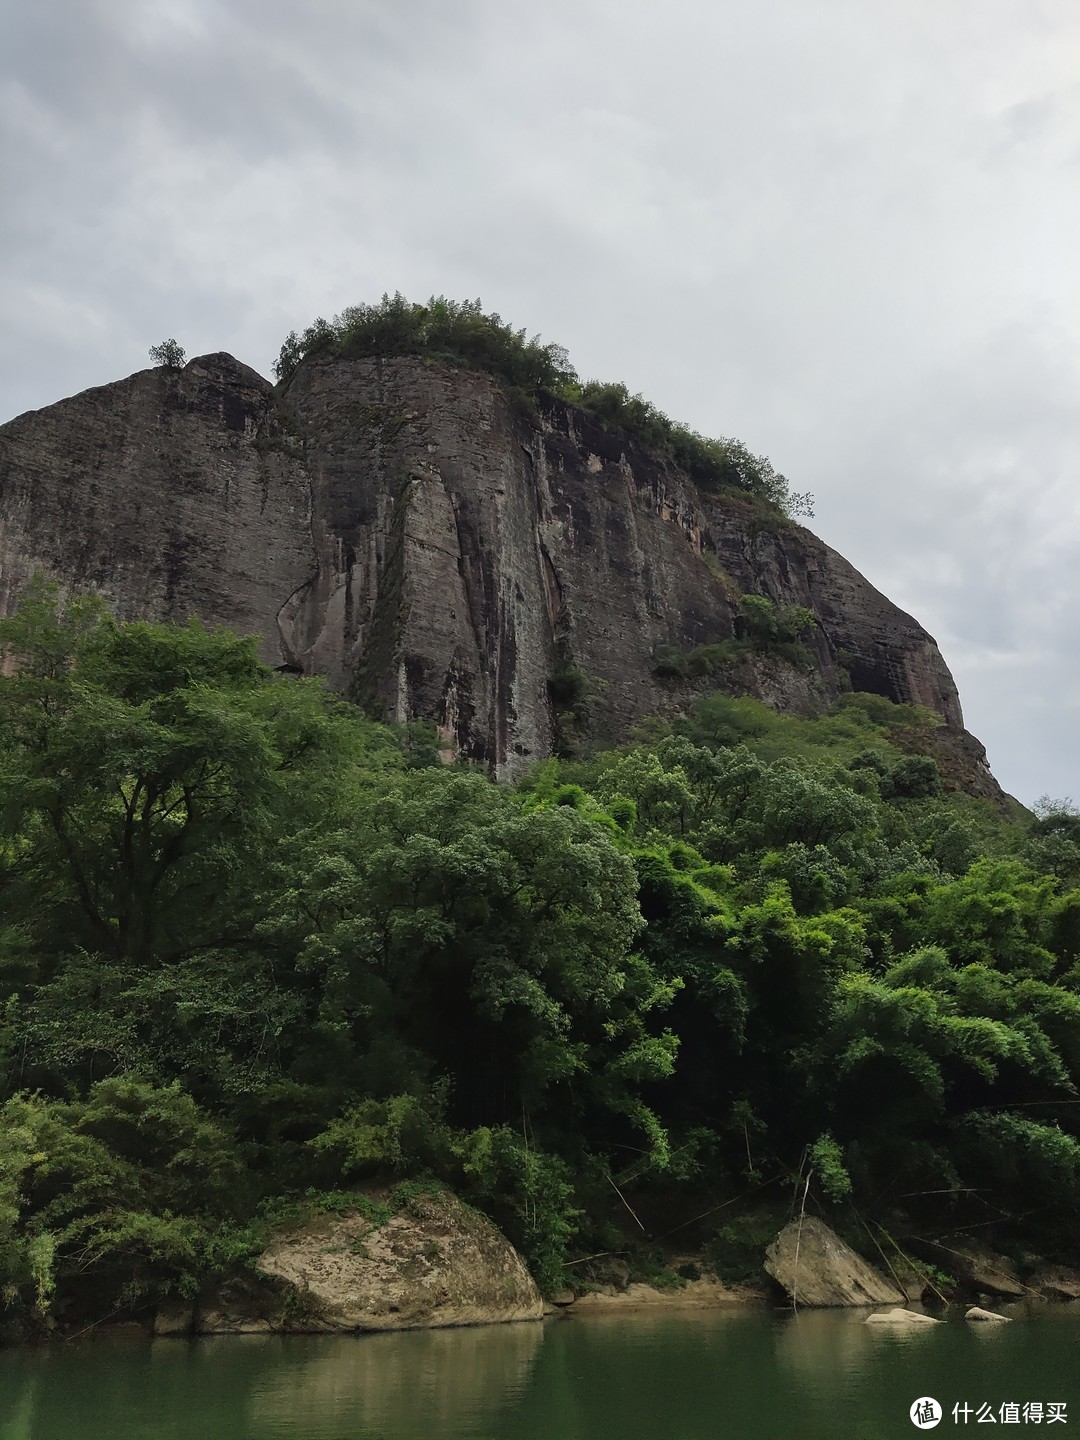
[191,1189,543,1335]
[764,1218,905,1307]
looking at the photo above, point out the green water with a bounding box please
[1,1306,1077,1440]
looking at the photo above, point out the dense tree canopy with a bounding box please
[1,588,1077,1332]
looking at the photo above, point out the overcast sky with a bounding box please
[2,0,1077,805]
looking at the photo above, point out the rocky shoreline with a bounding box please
[24,1207,1078,1347]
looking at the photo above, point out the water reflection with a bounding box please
[0,1366,36,1440]
[246,1322,543,1439]
[775,1306,941,1377]
[0,1322,543,1440]
[1,1305,1077,1440]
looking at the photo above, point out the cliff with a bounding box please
[0,351,999,797]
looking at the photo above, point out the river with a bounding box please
[1,1304,1077,1439]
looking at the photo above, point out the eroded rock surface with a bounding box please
[0,353,1002,795]
[764,1217,905,1307]
[192,1189,542,1334]
[0,355,314,667]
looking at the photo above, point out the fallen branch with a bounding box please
[606,1173,646,1232]
[791,1169,813,1313]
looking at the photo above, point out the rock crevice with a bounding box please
[0,353,998,792]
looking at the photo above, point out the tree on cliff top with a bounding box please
[149,339,186,368]
[272,293,813,518]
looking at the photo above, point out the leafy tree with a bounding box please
[803,937,1080,1225]
[2,586,290,969]
[273,294,574,404]
[1026,797,1080,883]
[263,768,678,1152]
[0,1080,242,1323]
[148,339,186,368]
[0,578,400,1096]
[2,586,1079,1322]
[883,754,941,799]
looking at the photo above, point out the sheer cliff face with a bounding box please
[0,354,314,655]
[0,351,986,788]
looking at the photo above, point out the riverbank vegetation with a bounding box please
[1,587,1078,1336]
[272,294,813,518]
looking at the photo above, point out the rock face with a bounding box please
[764,1217,905,1307]
[194,1189,542,1335]
[0,355,314,662]
[0,353,1001,793]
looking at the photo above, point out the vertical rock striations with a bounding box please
[0,354,314,667]
[0,351,998,795]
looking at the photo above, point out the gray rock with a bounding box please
[227,1188,544,1333]
[0,354,314,678]
[0,354,1003,798]
[865,1307,941,1326]
[966,1306,1012,1323]
[764,1217,905,1307]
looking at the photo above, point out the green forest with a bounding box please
[2,584,1079,1338]
[272,293,814,518]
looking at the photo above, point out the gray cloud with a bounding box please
[2,0,1078,802]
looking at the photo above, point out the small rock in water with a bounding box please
[965,1305,1011,1324]
[865,1307,941,1326]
